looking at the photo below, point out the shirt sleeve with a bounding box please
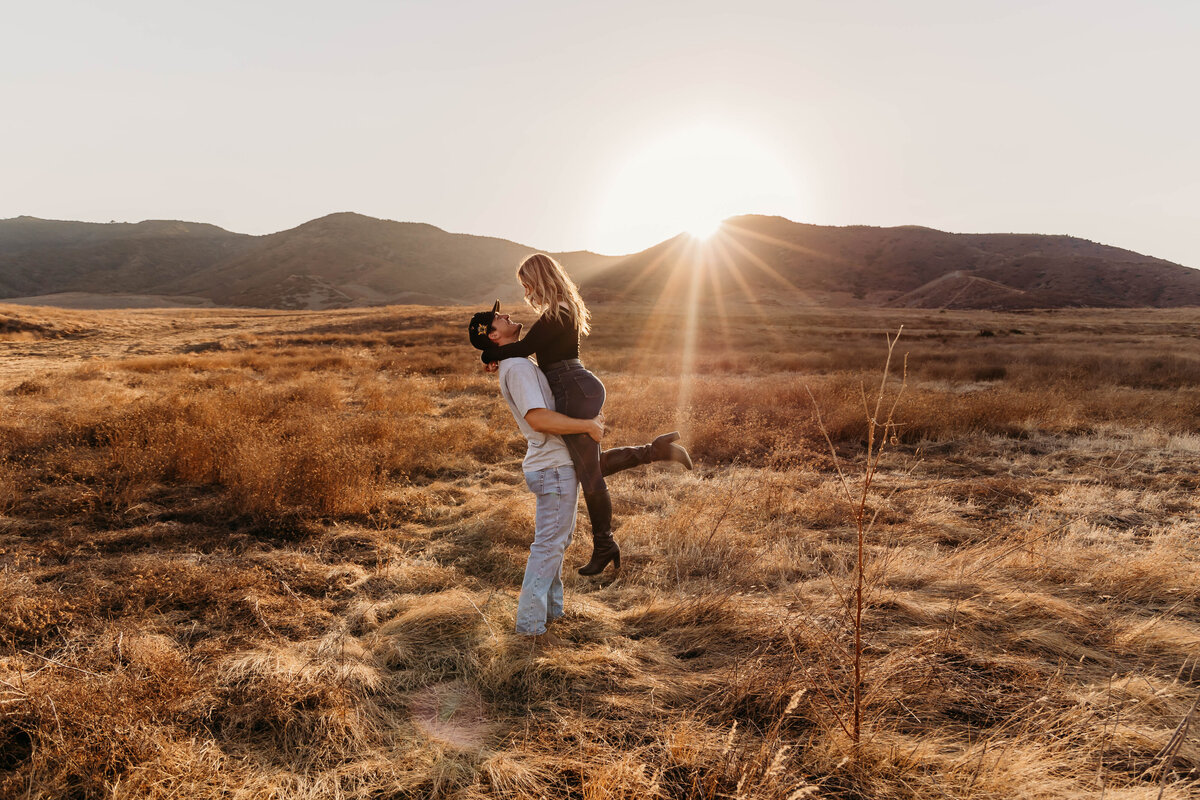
[481,314,560,364]
[503,361,552,419]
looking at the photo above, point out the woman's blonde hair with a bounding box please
[517,253,591,336]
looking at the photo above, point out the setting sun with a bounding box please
[591,123,804,255]
[683,216,724,241]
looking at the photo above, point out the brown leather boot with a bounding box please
[598,432,694,477]
[650,431,693,470]
[578,528,620,576]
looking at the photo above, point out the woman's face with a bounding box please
[520,277,534,302]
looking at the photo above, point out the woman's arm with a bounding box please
[480,315,562,364]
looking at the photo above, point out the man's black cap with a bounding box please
[467,300,501,350]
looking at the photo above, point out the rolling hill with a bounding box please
[2,212,1196,310]
[580,216,1200,309]
[0,217,254,301]
[0,214,617,309]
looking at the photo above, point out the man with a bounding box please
[467,301,692,640]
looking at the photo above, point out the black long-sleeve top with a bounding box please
[482,312,579,367]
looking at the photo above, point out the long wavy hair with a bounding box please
[517,253,591,336]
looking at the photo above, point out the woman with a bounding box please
[480,253,620,575]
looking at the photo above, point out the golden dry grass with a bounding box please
[0,301,1198,799]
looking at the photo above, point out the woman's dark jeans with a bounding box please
[542,359,611,537]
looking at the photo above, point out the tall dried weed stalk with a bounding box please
[807,327,907,745]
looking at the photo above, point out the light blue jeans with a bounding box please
[515,464,579,635]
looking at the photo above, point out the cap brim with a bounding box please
[492,299,500,313]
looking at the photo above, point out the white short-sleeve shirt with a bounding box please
[498,357,574,473]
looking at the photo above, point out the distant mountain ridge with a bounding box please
[1,212,1196,310]
[0,216,238,254]
[155,212,622,308]
[581,215,1200,309]
[0,213,617,309]
[0,217,254,301]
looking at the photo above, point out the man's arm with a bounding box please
[525,408,604,442]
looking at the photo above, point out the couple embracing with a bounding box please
[467,254,693,640]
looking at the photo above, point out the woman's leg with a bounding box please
[562,430,619,575]
[561,431,611,534]
[600,432,693,476]
[548,368,618,574]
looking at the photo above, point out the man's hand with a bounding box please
[583,415,604,443]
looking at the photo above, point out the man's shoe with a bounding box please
[651,431,693,470]
[578,531,621,576]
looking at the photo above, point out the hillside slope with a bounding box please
[0,217,254,299]
[0,214,618,309]
[581,216,1200,309]
[160,213,617,308]
[4,213,1195,310]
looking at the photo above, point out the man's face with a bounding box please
[488,313,522,345]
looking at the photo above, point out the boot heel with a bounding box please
[578,536,620,576]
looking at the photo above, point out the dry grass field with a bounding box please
[1,301,1198,799]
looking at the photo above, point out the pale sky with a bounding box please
[3,1,1197,266]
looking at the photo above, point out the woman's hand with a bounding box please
[483,361,499,374]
